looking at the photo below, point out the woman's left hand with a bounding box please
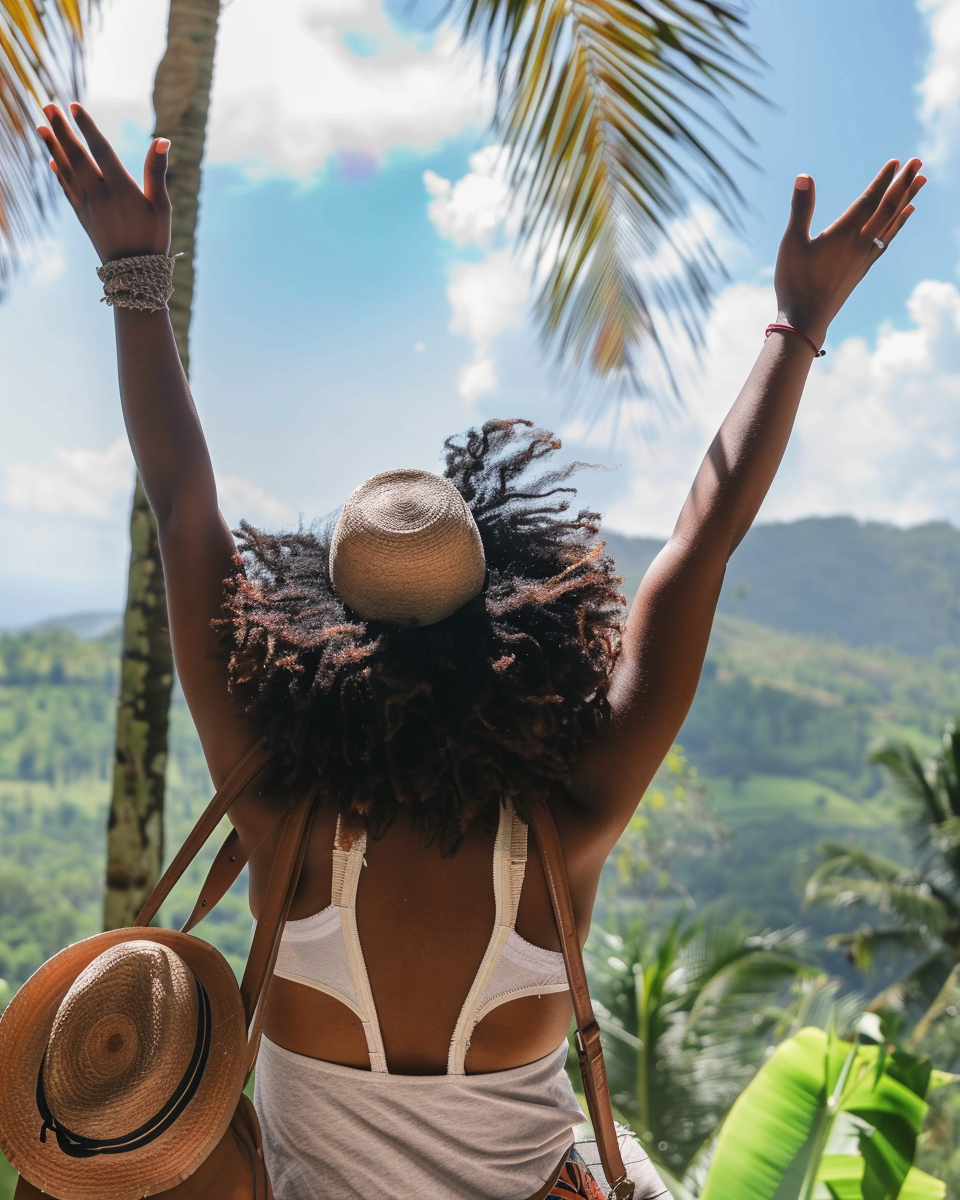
[774,159,925,349]
[36,103,171,264]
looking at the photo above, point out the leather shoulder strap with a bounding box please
[135,738,275,928]
[526,798,633,1200]
[241,783,318,1066]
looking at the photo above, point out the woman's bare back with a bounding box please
[250,786,603,1075]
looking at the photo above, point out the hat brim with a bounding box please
[0,927,247,1200]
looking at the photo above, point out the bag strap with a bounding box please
[526,798,633,1200]
[135,737,276,928]
[132,734,318,1073]
[240,783,318,1072]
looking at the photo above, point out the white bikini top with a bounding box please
[271,799,570,1075]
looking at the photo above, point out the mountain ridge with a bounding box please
[603,515,960,657]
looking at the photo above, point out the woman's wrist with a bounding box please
[773,309,829,350]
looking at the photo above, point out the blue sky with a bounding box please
[2,0,960,626]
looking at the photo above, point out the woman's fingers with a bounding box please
[877,203,916,249]
[42,105,102,185]
[836,160,900,231]
[861,159,923,242]
[70,104,128,183]
[142,139,172,210]
[784,174,816,241]
[36,123,73,181]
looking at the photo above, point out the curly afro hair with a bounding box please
[217,419,625,852]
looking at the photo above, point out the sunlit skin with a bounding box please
[37,103,924,1080]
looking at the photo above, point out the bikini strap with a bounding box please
[446,799,528,1074]
[330,816,389,1073]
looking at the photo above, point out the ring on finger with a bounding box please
[873,237,886,251]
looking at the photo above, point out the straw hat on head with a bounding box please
[0,927,246,1200]
[330,468,486,626]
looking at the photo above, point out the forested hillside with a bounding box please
[607,516,960,655]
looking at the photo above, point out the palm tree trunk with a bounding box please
[103,0,222,930]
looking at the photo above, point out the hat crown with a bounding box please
[43,941,198,1141]
[330,469,486,626]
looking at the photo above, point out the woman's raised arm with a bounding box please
[38,104,259,784]
[572,161,925,852]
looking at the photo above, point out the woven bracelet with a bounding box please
[96,254,177,312]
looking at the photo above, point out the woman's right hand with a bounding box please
[37,104,171,264]
[773,158,925,349]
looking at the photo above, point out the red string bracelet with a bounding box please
[765,323,825,357]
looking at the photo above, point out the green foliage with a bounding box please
[700,1026,949,1200]
[585,914,813,1176]
[0,629,118,783]
[598,745,725,917]
[805,719,960,1035]
[0,628,249,1005]
[682,665,869,785]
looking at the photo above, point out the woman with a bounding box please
[37,104,923,1200]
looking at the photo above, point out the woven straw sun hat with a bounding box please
[0,927,246,1200]
[330,468,486,625]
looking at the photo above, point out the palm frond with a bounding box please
[826,925,935,973]
[910,962,960,1052]
[586,914,808,1175]
[458,0,761,400]
[872,730,960,889]
[866,948,957,1020]
[807,872,951,936]
[768,973,866,1043]
[0,0,93,292]
[872,739,949,850]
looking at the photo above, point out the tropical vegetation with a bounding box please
[806,721,960,1049]
[700,1025,951,1200]
[0,0,94,288]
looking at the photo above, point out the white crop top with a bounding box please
[270,798,570,1074]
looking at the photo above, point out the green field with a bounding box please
[705,773,896,829]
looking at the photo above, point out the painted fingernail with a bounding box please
[156,138,171,154]
[795,175,810,191]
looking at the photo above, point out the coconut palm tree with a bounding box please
[805,720,960,1047]
[0,1,94,288]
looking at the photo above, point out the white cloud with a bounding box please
[916,0,960,162]
[2,439,134,521]
[426,148,531,401]
[82,0,491,180]
[218,475,294,529]
[446,249,528,401]
[573,275,960,537]
[424,145,511,248]
[1,439,291,531]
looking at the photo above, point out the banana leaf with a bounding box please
[700,1027,939,1200]
[818,1155,945,1200]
